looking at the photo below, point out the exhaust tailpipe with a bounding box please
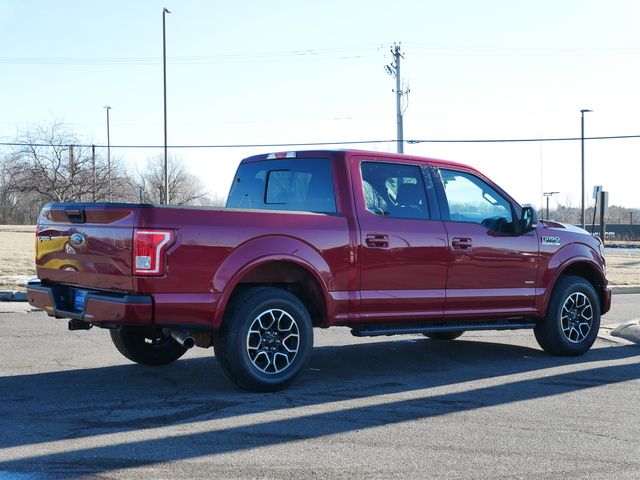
[170,330,195,349]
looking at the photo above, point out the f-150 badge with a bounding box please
[541,236,560,246]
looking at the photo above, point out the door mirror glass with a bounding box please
[520,206,538,233]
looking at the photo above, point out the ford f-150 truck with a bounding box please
[27,150,611,391]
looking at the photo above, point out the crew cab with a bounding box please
[27,150,611,391]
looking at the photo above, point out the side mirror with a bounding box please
[520,206,538,233]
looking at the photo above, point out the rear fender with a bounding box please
[212,235,332,329]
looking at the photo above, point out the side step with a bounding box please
[351,321,537,338]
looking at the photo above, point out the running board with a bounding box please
[351,321,537,338]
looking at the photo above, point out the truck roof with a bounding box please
[241,149,483,176]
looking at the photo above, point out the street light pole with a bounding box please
[543,191,560,220]
[162,7,171,205]
[104,106,112,201]
[580,109,592,229]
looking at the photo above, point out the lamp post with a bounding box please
[103,106,112,201]
[580,109,592,229]
[162,7,171,205]
[543,191,560,220]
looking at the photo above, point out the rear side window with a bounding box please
[226,158,336,213]
[360,162,429,220]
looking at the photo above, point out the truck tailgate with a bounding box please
[36,203,139,292]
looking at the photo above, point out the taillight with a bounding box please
[133,229,174,276]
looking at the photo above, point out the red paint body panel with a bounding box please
[28,150,610,330]
[442,221,539,316]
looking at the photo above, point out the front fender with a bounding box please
[536,242,606,315]
[212,235,333,328]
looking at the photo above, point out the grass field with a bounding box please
[0,225,637,291]
[0,225,36,290]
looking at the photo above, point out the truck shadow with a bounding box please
[0,336,638,476]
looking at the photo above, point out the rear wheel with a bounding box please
[110,327,187,365]
[213,287,313,392]
[534,275,600,356]
[423,331,464,340]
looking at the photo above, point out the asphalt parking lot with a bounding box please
[0,297,638,479]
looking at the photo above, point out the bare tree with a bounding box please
[7,122,93,202]
[137,154,210,205]
[0,122,143,223]
[5,121,137,203]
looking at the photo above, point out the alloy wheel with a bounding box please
[560,292,593,343]
[246,308,300,374]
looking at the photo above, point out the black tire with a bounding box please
[534,275,601,356]
[423,331,464,340]
[110,327,187,365]
[213,286,313,392]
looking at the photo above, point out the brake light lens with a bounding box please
[266,151,297,159]
[133,229,174,276]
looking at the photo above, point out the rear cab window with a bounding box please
[226,158,336,213]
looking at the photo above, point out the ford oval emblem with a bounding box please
[69,233,86,247]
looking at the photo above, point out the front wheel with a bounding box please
[110,327,187,365]
[534,275,601,356]
[213,287,313,392]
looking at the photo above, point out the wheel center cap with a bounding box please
[264,332,277,347]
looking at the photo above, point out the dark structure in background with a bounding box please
[581,224,640,241]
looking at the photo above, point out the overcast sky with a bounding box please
[1,0,639,208]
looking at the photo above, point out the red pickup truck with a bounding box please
[28,150,611,391]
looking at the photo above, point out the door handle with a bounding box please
[451,237,472,250]
[365,234,389,248]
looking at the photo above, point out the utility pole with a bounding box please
[543,191,559,220]
[68,144,74,171]
[68,145,76,201]
[385,43,408,154]
[104,106,112,201]
[91,145,96,202]
[163,7,171,205]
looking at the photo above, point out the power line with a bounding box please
[5,42,639,66]
[1,134,640,149]
[0,45,380,66]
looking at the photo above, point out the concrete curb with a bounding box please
[0,291,28,302]
[610,320,640,344]
[610,285,640,295]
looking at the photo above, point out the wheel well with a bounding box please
[557,262,605,308]
[231,261,327,327]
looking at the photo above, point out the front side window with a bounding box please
[440,169,514,231]
[226,158,336,213]
[360,162,429,220]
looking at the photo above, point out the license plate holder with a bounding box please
[74,289,88,311]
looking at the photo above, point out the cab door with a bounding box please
[432,167,539,319]
[350,156,449,324]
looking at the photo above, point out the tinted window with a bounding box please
[440,169,514,231]
[361,162,429,220]
[226,158,336,213]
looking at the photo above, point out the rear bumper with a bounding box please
[27,282,152,325]
[601,286,612,315]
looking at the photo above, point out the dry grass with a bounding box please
[605,249,640,286]
[0,225,637,291]
[0,225,36,290]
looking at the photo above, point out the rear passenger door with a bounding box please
[350,156,449,323]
